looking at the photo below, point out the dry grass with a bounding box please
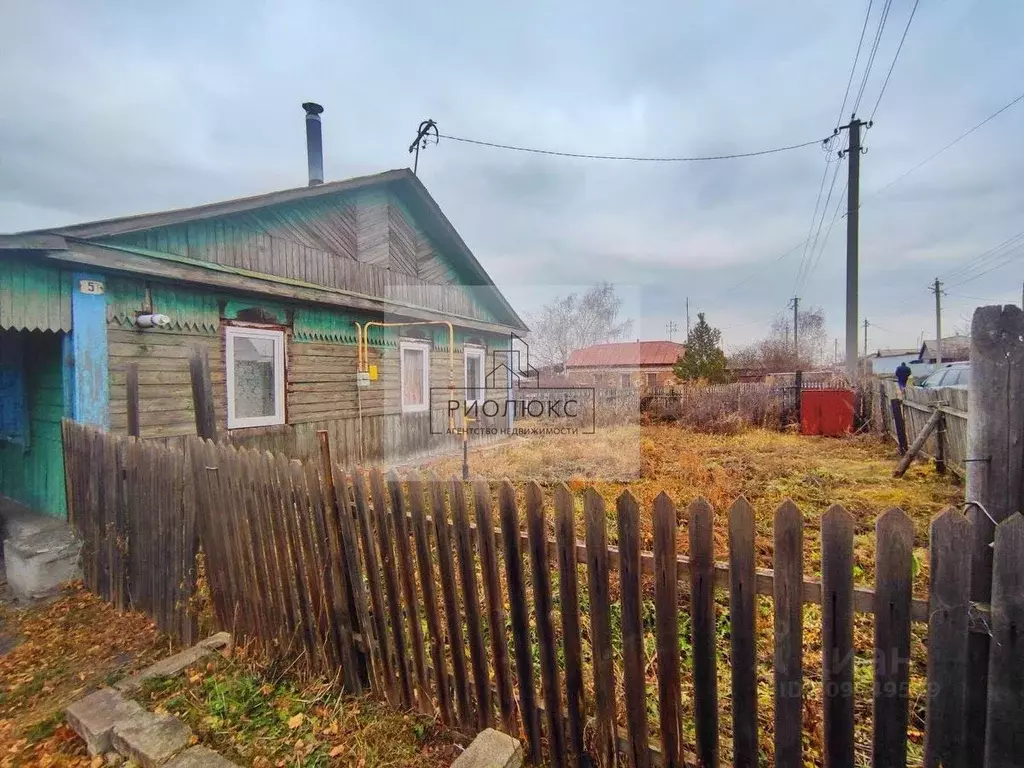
[418,424,960,586]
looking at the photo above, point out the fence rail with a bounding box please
[64,421,1021,768]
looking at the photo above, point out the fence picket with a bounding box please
[352,472,395,702]
[585,487,617,767]
[370,469,413,708]
[474,479,515,734]
[873,508,914,768]
[689,497,719,768]
[452,479,491,730]
[773,500,804,768]
[499,480,540,761]
[526,482,566,768]
[554,484,586,768]
[387,470,430,710]
[427,471,472,729]
[822,504,855,768]
[729,497,758,768]
[924,509,970,768]
[653,491,681,768]
[983,514,1024,768]
[618,490,650,768]
[408,472,452,725]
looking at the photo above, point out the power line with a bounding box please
[435,132,829,162]
[862,89,1024,203]
[852,0,893,115]
[869,0,920,120]
[946,245,1024,289]
[802,179,849,290]
[797,136,849,293]
[835,0,875,129]
[941,230,1024,283]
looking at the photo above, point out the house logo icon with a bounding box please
[485,332,540,389]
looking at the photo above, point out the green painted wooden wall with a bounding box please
[0,332,67,517]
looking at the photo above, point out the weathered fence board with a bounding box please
[774,500,804,768]
[822,505,856,768]
[728,497,758,768]
[653,492,681,768]
[618,491,651,768]
[554,484,586,768]
[689,497,719,768]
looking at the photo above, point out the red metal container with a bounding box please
[801,388,855,436]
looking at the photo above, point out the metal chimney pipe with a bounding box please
[302,102,324,186]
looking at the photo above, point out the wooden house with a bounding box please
[0,160,527,518]
[565,341,685,389]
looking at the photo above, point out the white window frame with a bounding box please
[400,339,431,413]
[464,346,486,406]
[225,326,286,429]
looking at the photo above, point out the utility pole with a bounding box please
[790,297,800,362]
[834,337,839,366]
[932,278,944,364]
[666,320,679,342]
[840,116,868,380]
[686,298,691,337]
[863,318,869,361]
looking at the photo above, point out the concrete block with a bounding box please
[451,729,523,768]
[65,688,144,756]
[4,522,81,601]
[164,746,239,767]
[115,644,215,693]
[112,710,192,767]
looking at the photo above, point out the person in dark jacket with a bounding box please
[895,361,912,392]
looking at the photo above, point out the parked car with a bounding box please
[917,361,970,389]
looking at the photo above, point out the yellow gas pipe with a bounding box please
[357,321,458,435]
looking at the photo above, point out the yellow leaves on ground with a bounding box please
[287,713,304,730]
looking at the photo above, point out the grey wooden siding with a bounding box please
[101,189,497,323]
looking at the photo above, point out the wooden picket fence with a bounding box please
[63,421,1024,768]
[61,420,200,644]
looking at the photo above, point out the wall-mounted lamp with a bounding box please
[135,313,171,329]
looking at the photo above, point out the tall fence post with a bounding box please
[125,362,140,439]
[964,304,1024,759]
[189,346,217,441]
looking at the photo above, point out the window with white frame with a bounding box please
[464,346,486,405]
[400,339,430,413]
[225,326,286,429]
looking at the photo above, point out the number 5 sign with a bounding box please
[78,279,105,295]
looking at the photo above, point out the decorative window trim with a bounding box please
[225,326,286,429]
[400,339,431,414]
[464,345,486,406]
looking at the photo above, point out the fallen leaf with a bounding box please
[287,713,304,729]
[329,745,344,758]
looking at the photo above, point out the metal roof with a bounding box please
[566,341,685,368]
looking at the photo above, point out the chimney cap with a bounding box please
[302,102,324,116]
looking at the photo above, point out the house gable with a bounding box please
[29,169,524,332]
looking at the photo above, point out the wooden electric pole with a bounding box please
[932,278,944,364]
[686,298,691,337]
[790,297,800,361]
[840,116,868,380]
[863,318,869,361]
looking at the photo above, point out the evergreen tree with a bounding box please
[674,312,729,383]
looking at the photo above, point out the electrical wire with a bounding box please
[941,230,1024,283]
[869,0,920,120]
[852,0,893,115]
[861,90,1024,203]
[835,0,875,128]
[797,137,848,293]
[435,133,831,162]
[946,244,1024,289]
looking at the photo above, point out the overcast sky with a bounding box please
[2,0,1022,354]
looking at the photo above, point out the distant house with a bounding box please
[919,336,970,364]
[565,341,685,389]
[866,348,919,376]
[725,363,766,383]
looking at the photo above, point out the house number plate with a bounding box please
[78,279,105,295]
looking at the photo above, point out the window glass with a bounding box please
[226,327,284,429]
[465,349,484,403]
[960,368,971,386]
[401,342,429,411]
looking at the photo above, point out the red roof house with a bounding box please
[565,341,685,388]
